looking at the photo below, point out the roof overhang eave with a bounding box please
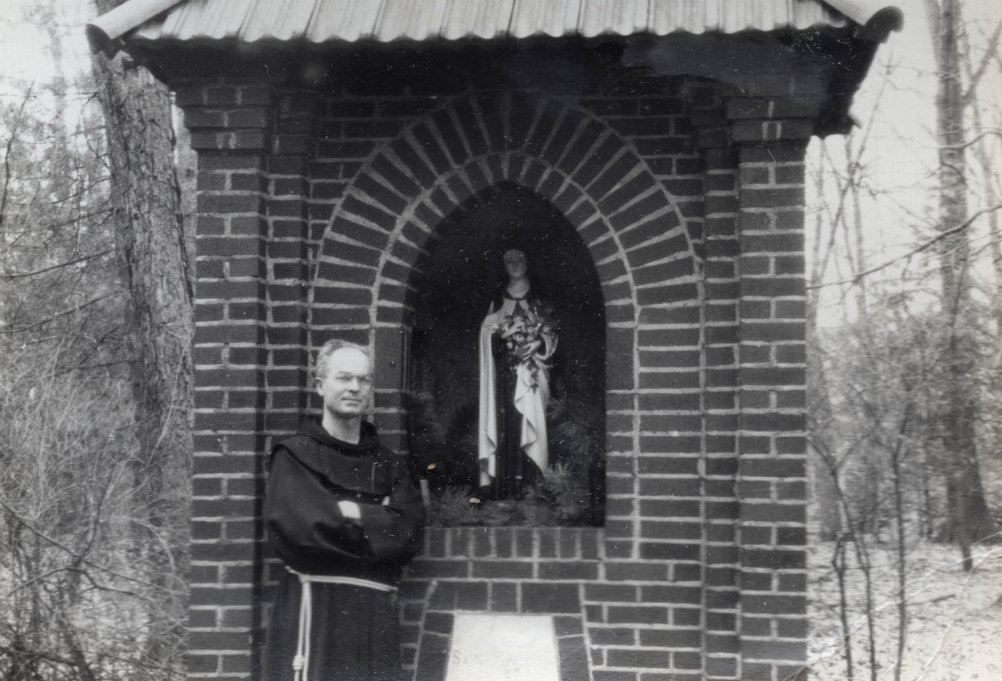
[825,0,903,41]
[87,0,186,57]
[88,0,903,57]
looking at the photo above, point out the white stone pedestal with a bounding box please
[445,614,561,681]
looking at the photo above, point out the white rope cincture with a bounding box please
[288,569,397,681]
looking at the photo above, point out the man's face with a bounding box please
[315,348,373,419]
[504,250,527,279]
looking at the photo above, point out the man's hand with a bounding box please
[338,500,361,520]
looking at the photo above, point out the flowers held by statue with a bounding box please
[499,305,554,389]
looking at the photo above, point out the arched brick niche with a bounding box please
[309,93,701,459]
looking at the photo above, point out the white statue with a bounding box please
[477,248,558,499]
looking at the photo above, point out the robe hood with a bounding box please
[297,417,381,453]
[274,418,392,497]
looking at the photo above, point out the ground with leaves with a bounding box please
[809,539,1002,681]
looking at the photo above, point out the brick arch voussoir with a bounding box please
[314,93,698,333]
[496,94,696,267]
[365,155,642,325]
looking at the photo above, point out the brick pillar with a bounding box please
[181,82,273,680]
[692,95,742,681]
[731,100,811,681]
[268,88,321,429]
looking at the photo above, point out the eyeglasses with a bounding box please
[331,373,373,387]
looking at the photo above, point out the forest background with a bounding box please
[1,0,1001,680]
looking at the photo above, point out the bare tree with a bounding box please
[923,0,999,570]
[805,12,1002,671]
[90,0,194,677]
[0,27,186,674]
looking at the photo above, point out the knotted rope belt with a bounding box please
[288,569,397,681]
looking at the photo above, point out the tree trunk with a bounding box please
[90,1,193,676]
[926,0,998,565]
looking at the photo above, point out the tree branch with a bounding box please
[0,292,120,333]
[0,249,114,280]
[808,204,1002,289]
[0,642,81,670]
[0,494,173,594]
[962,17,1002,105]
[0,83,35,237]
[939,129,1002,151]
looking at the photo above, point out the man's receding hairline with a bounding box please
[328,346,371,368]
[314,339,371,381]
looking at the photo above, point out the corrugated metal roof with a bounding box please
[125,0,854,45]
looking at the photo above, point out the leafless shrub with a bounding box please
[0,347,184,681]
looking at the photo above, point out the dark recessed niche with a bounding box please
[407,183,606,526]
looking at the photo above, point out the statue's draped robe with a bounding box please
[262,418,425,681]
[478,290,557,498]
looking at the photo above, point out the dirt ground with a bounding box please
[808,539,1002,681]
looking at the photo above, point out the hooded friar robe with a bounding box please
[262,418,425,681]
[478,288,557,499]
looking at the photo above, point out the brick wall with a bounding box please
[403,527,598,681]
[731,103,811,681]
[177,59,809,681]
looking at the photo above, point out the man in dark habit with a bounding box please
[262,339,425,681]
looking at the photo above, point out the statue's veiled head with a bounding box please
[502,248,527,281]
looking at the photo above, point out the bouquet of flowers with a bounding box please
[499,306,553,389]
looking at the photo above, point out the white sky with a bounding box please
[0,0,92,82]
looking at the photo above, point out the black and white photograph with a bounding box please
[1,0,1001,679]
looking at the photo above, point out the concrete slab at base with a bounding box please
[446,614,560,681]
